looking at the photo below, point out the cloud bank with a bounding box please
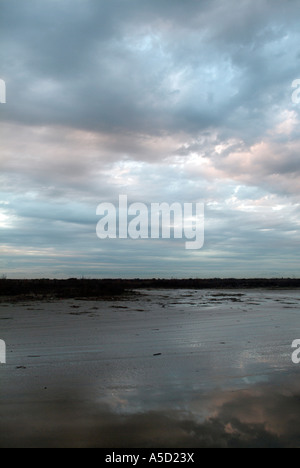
[1,0,300,277]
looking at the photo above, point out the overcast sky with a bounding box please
[1,0,300,278]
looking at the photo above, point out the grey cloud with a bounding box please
[2,0,300,139]
[1,0,300,278]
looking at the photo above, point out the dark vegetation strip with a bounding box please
[0,278,299,301]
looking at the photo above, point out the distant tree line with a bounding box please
[0,277,299,300]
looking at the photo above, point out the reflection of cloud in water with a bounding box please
[1,378,299,448]
[1,290,299,447]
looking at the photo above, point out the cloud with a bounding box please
[1,0,300,277]
[1,0,299,136]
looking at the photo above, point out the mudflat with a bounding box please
[0,289,299,448]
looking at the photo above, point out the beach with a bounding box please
[0,288,299,448]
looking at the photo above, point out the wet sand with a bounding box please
[0,289,299,447]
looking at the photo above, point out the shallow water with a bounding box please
[0,289,299,447]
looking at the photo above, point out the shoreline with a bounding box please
[1,277,300,302]
[1,288,299,447]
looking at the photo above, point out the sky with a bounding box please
[0,0,300,279]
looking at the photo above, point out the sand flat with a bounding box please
[0,289,299,447]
